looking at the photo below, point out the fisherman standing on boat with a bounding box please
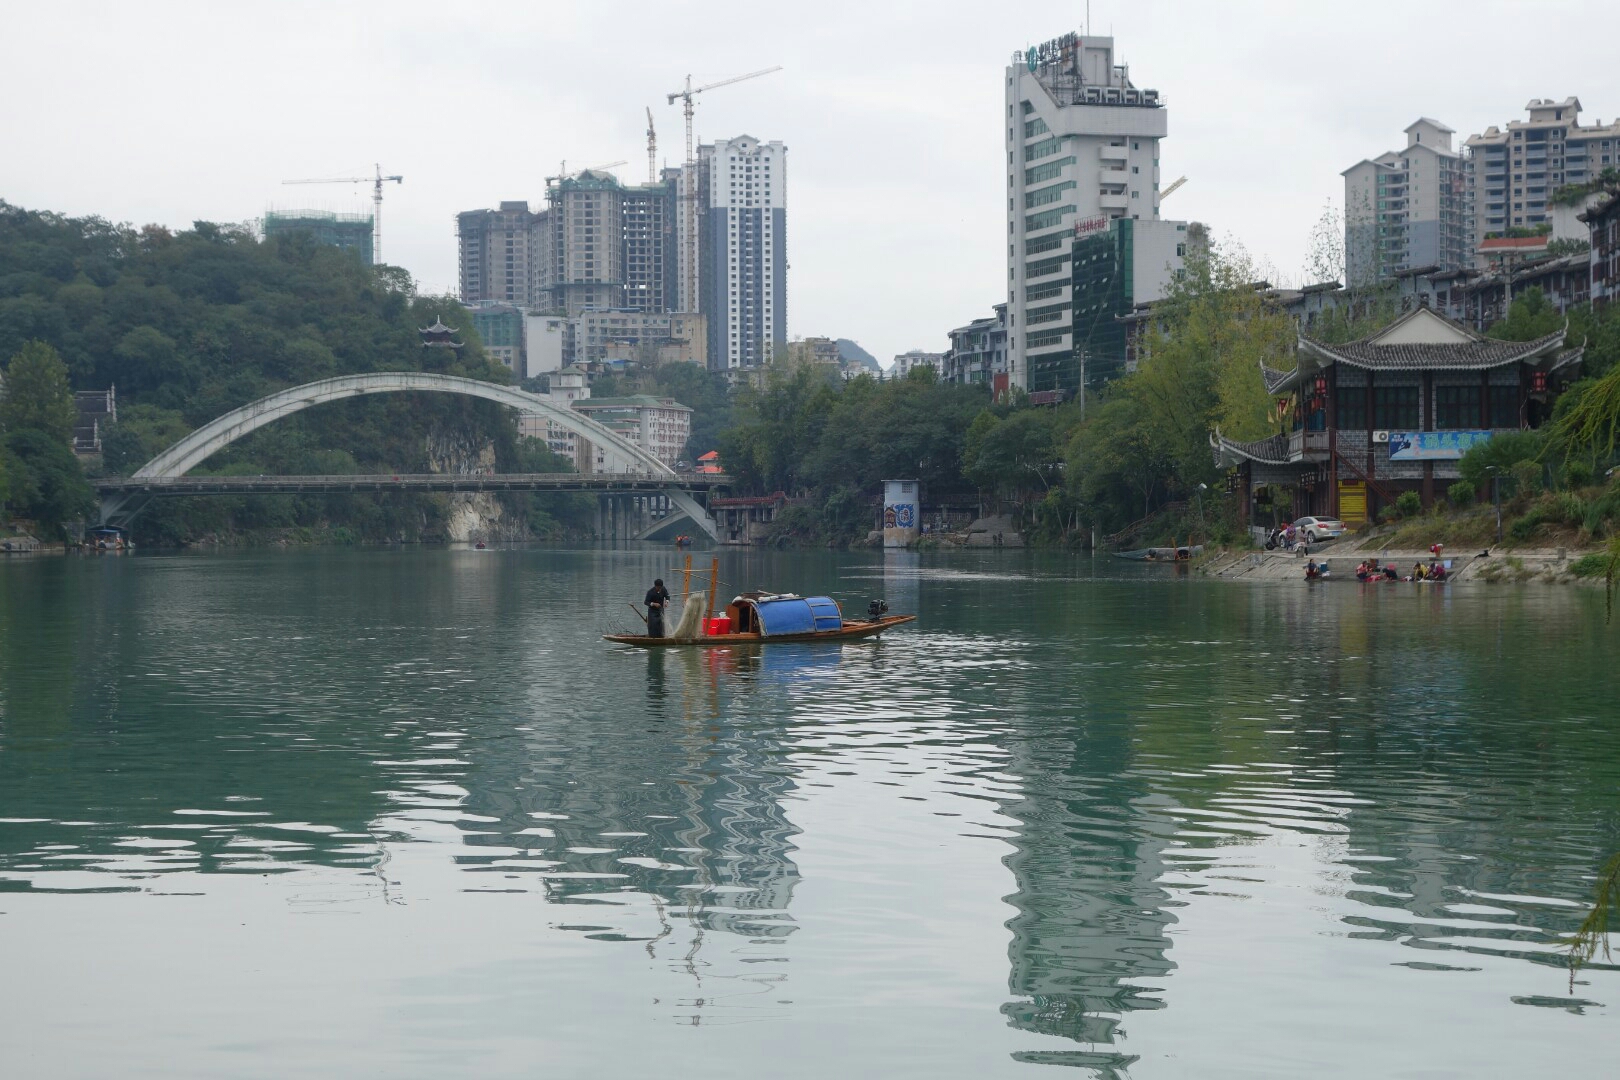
[644,579,671,637]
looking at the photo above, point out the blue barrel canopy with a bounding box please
[752,595,843,636]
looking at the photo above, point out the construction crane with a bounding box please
[666,66,782,313]
[646,108,657,185]
[544,159,629,189]
[1160,175,1188,200]
[283,164,403,264]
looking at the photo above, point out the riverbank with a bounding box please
[1201,537,1606,585]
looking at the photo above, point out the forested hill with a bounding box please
[0,200,552,542]
[0,200,513,465]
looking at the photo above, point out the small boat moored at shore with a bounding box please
[1114,544,1202,562]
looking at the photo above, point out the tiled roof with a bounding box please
[1299,326,1568,371]
[1260,363,1293,393]
[1210,430,1291,467]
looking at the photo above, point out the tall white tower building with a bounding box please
[1005,33,1166,393]
[698,135,787,371]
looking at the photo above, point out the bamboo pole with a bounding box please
[707,557,720,621]
[683,553,692,600]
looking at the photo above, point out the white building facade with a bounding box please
[1466,97,1620,256]
[1343,118,1471,285]
[1006,32,1166,393]
[699,136,787,371]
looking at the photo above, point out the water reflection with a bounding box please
[1,550,1618,1075]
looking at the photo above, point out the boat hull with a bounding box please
[604,615,916,648]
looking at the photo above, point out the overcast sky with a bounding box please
[3,1,1615,366]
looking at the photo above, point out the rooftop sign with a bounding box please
[1026,32,1080,73]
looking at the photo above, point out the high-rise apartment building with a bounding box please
[1005,32,1166,393]
[698,135,787,371]
[1343,119,1470,284]
[1465,98,1620,257]
[457,173,677,317]
[456,201,537,305]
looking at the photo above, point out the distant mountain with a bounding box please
[836,338,881,372]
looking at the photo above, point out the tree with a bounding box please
[1,340,77,443]
[1487,286,1563,342]
[4,428,95,532]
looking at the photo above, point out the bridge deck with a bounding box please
[96,473,732,496]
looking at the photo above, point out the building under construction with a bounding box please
[457,171,677,318]
[264,210,374,265]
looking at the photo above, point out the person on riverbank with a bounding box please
[644,579,671,637]
[1412,561,1427,582]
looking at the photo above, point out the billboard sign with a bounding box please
[1074,214,1109,239]
[1387,430,1492,461]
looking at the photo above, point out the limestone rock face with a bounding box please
[424,426,526,542]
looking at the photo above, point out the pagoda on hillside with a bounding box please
[418,318,465,353]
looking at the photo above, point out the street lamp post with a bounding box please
[1485,466,1503,545]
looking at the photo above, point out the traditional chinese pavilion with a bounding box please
[418,319,465,352]
[1212,306,1582,525]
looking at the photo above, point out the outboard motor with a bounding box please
[867,599,889,620]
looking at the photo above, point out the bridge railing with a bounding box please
[95,472,732,492]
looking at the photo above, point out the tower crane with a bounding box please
[283,164,403,264]
[646,108,657,185]
[1160,176,1188,200]
[665,66,782,313]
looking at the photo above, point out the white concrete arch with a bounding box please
[133,372,674,479]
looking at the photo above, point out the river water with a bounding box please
[1,546,1616,1078]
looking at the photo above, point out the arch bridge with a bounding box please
[96,372,722,539]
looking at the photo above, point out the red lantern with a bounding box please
[1531,370,1548,393]
[1313,375,1328,396]
[1277,397,1290,414]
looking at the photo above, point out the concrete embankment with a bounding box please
[1201,538,1599,584]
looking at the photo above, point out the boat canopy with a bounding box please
[749,595,843,636]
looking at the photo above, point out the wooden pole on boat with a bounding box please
[683,553,692,600]
[707,557,720,620]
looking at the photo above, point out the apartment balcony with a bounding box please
[1099,191,1130,210]
[1099,144,1128,163]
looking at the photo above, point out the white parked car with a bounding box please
[1293,516,1346,543]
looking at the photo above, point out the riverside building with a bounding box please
[1005,32,1167,395]
[1465,98,1620,255]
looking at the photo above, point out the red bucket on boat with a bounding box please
[706,615,731,636]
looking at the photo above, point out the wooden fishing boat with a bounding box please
[1114,544,1203,562]
[605,592,915,648]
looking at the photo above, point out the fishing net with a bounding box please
[668,598,707,642]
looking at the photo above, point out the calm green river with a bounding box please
[1,547,1616,1078]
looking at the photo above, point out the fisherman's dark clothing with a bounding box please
[645,585,671,636]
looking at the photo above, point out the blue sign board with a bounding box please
[1387,430,1493,461]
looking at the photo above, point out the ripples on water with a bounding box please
[0,548,1616,1077]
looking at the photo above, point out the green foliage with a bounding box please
[99,403,191,476]
[3,428,95,533]
[1486,287,1563,343]
[1395,490,1423,519]
[0,199,539,543]
[1562,458,1594,489]
[1510,459,1544,498]
[1547,238,1591,258]
[1447,480,1475,508]
[1,340,77,442]
[720,366,987,513]
[1553,348,1620,458]
[1458,429,1547,489]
